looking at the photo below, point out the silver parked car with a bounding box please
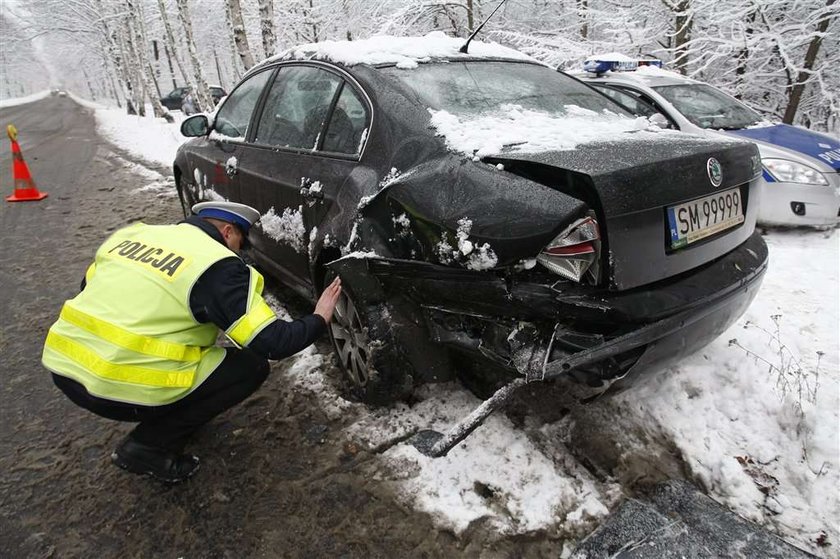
[575,56,840,227]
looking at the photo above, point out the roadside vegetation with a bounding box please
[0,0,837,132]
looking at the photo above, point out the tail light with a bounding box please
[537,216,601,283]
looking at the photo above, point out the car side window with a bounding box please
[254,66,342,150]
[322,84,369,155]
[214,70,273,140]
[594,85,657,117]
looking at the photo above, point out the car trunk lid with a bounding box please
[485,135,761,290]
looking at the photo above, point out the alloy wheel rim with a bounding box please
[329,291,372,386]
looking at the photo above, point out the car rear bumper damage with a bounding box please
[330,231,768,389]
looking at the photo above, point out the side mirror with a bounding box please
[181,114,209,137]
[649,113,670,129]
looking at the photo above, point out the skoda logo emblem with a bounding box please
[707,158,723,188]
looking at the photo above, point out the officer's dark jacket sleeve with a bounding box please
[183,217,326,359]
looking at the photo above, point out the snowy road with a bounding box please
[0,97,834,558]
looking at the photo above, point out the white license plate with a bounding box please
[667,187,744,249]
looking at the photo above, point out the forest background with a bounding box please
[1,0,837,133]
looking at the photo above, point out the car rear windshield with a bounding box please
[380,61,626,117]
[652,84,763,130]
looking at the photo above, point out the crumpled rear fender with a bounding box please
[360,156,588,267]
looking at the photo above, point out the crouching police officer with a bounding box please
[42,201,341,483]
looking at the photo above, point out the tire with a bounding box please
[176,174,198,218]
[324,274,414,406]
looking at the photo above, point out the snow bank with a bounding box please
[593,228,839,554]
[67,91,107,110]
[94,107,186,167]
[258,31,534,71]
[0,90,51,109]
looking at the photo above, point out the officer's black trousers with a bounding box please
[52,348,270,451]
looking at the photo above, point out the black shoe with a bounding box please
[111,436,200,484]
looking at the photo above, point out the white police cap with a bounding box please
[192,201,261,234]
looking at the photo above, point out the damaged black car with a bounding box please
[174,36,768,405]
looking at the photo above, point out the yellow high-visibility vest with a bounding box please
[42,222,277,406]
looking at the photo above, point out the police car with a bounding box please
[575,54,840,227]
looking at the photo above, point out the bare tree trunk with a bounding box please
[340,0,352,40]
[734,8,757,100]
[224,0,243,81]
[125,0,165,118]
[82,67,97,100]
[156,0,191,86]
[227,0,256,70]
[214,48,225,87]
[107,64,123,108]
[117,30,142,115]
[176,0,214,111]
[94,0,135,113]
[259,0,276,59]
[164,44,178,88]
[783,0,836,124]
[148,64,163,98]
[118,11,147,116]
[673,0,692,74]
[134,0,171,119]
[466,0,475,31]
[578,0,589,39]
[309,0,319,42]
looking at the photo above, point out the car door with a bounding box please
[236,63,371,294]
[185,68,275,206]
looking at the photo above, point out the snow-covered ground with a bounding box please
[0,89,50,109]
[32,94,838,555]
[265,227,839,556]
[93,105,186,168]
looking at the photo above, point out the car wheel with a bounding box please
[176,175,198,218]
[325,275,413,405]
[330,290,371,386]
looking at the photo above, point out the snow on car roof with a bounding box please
[585,52,638,62]
[630,65,697,84]
[254,31,535,71]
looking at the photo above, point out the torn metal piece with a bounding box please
[409,378,526,458]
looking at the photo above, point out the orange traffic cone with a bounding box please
[6,124,48,202]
